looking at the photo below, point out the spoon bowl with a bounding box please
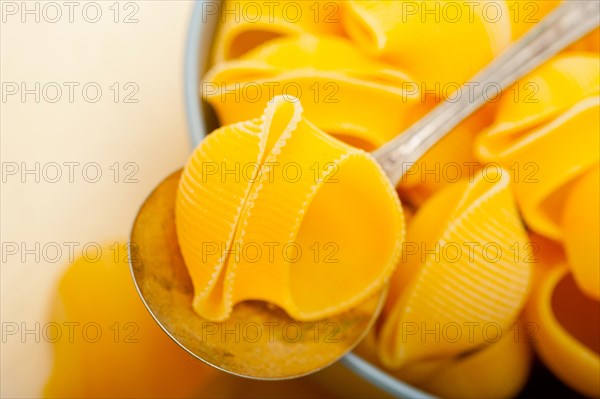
[129,170,387,379]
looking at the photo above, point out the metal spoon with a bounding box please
[130,170,387,380]
[130,1,599,381]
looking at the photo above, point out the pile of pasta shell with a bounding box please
[185,1,599,397]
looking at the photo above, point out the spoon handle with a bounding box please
[373,1,600,186]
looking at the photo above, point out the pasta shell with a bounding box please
[176,96,404,321]
[562,165,600,300]
[203,34,421,150]
[379,167,531,368]
[210,0,344,63]
[524,237,600,397]
[342,0,512,87]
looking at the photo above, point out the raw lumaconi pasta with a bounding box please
[420,325,532,399]
[476,54,599,145]
[524,237,600,397]
[210,0,344,64]
[202,34,421,150]
[356,319,532,399]
[44,243,218,398]
[378,167,531,368]
[476,54,600,240]
[389,323,532,398]
[342,0,512,87]
[175,96,404,321]
[561,166,600,300]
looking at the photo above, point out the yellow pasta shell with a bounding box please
[342,0,512,87]
[421,325,532,399]
[476,54,600,240]
[478,95,600,240]
[562,165,600,300]
[524,237,600,397]
[378,167,531,368]
[384,322,532,398]
[210,0,344,63]
[202,34,420,150]
[43,243,217,398]
[176,96,404,321]
[477,54,600,147]
[357,321,531,398]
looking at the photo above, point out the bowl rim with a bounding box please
[184,0,215,148]
[183,2,433,397]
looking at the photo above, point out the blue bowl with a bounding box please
[183,2,433,397]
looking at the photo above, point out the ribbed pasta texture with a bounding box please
[476,53,600,299]
[176,96,404,321]
[379,168,532,368]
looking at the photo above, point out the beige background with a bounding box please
[1,2,200,396]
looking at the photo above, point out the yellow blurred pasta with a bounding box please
[203,34,422,150]
[342,0,512,88]
[210,0,344,64]
[384,322,532,399]
[476,53,600,241]
[44,243,218,398]
[421,325,532,399]
[561,166,600,300]
[524,236,600,397]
